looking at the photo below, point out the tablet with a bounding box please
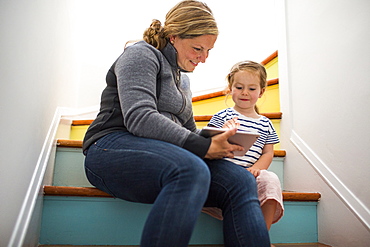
[200,126,260,156]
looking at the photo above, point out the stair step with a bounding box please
[191,78,279,102]
[274,244,331,247]
[39,243,331,247]
[39,245,225,247]
[56,139,286,157]
[40,187,320,245]
[43,185,321,202]
[70,111,282,127]
[69,111,282,145]
[194,112,282,122]
[261,50,278,66]
[53,143,285,188]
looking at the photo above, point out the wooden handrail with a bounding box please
[44,186,320,202]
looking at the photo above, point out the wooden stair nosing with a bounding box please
[191,78,278,103]
[43,186,320,202]
[261,50,278,65]
[194,112,282,122]
[72,119,94,126]
[39,244,331,247]
[192,90,225,102]
[71,111,282,127]
[56,139,286,157]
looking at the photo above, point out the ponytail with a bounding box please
[143,19,167,50]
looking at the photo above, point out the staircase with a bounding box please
[39,51,324,246]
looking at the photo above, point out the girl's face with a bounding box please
[170,34,217,72]
[231,70,265,113]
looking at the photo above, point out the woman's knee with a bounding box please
[206,161,258,205]
[177,157,211,187]
[219,162,257,190]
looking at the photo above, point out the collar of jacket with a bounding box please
[161,42,191,73]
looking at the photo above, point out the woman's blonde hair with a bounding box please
[226,60,267,113]
[143,0,218,49]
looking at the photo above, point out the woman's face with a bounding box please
[170,34,217,72]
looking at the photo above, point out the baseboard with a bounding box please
[8,106,100,247]
[291,130,370,230]
[8,108,63,247]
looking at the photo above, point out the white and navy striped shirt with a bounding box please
[209,107,279,167]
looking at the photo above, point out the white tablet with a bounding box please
[200,126,260,156]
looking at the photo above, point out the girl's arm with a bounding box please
[247,143,274,177]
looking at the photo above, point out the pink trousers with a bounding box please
[202,170,284,224]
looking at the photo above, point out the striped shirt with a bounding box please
[209,107,279,167]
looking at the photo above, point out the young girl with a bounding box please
[202,60,284,231]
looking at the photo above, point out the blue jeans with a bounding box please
[84,132,270,247]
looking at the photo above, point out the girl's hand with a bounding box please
[247,167,261,177]
[223,117,240,129]
[205,128,244,159]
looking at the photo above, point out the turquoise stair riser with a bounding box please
[268,157,284,188]
[270,201,318,243]
[40,197,317,245]
[40,197,223,245]
[54,147,284,188]
[53,147,91,187]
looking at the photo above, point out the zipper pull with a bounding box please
[176,69,180,82]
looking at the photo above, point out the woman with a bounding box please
[83,1,270,246]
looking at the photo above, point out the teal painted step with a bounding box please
[53,147,91,187]
[40,196,317,245]
[54,147,284,188]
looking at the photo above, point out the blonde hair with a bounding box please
[226,60,267,113]
[143,0,218,49]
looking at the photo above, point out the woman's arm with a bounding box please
[116,44,193,144]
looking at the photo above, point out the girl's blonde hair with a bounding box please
[143,0,218,49]
[226,60,267,113]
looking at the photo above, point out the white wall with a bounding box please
[70,0,279,107]
[278,0,370,246]
[0,0,78,246]
[2,0,369,246]
[0,0,278,246]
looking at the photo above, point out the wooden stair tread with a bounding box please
[72,111,282,126]
[44,185,320,202]
[40,243,330,247]
[261,50,278,65]
[72,119,94,125]
[40,244,330,247]
[194,112,282,121]
[192,78,278,102]
[57,139,286,157]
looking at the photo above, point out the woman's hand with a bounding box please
[204,128,244,159]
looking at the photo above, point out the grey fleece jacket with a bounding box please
[83,41,211,158]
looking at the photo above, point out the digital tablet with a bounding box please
[200,126,260,156]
